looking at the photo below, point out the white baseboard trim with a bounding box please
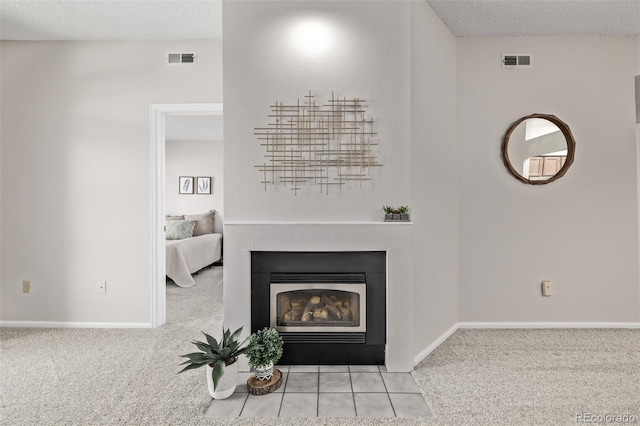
[412,321,640,366]
[458,322,640,329]
[0,321,153,329]
[413,323,459,366]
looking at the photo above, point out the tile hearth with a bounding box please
[205,365,433,418]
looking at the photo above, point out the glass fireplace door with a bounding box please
[270,283,366,333]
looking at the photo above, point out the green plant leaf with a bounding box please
[222,327,231,348]
[235,334,252,352]
[177,362,208,374]
[203,332,220,352]
[237,342,262,357]
[227,341,239,354]
[211,360,225,390]
[229,326,243,343]
[219,347,231,359]
[180,359,211,368]
[179,352,214,362]
[192,341,213,354]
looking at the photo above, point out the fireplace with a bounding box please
[252,251,386,365]
[271,282,366,333]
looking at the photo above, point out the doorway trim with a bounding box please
[150,103,223,327]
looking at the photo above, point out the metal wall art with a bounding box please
[255,91,382,196]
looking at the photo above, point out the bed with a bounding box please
[166,233,222,287]
[165,210,221,287]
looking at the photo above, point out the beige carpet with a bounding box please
[413,328,640,425]
[1,267,638,425]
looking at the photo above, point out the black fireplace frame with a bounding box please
[251,251,386,365]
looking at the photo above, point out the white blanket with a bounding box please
[166,233,222,287]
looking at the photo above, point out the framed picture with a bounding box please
[197,176,212,194]
[179,176,194,194]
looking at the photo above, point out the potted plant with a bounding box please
[398,205,410,221]
[383,205,394,221]
[178,326,261,399]
[384,205,410,221]
[246,327,284,381]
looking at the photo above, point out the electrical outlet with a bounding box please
[541,280,554,296]
[97,281,107,294]
[22,280,31,293]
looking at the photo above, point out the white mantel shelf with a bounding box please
[224,221,413,226]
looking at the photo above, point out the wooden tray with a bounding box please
[246,369,283,395]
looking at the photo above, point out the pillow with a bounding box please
[166,215,185,221]
[165,220,195,240]
[184,210,215,236]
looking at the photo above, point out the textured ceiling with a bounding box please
[0,0,222,40]
[427,0,640,37]
[0,0,639,40]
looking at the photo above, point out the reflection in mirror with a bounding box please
[507,118,566,181]
[502,114,575,185]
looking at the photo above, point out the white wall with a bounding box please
[165,140,224,234]
[636,35,640,76]
[636,75,639,123]
[636,35,639,122]
[223,1,411,222]
[457,36,640,323]
[0,40,222,324]
[223,0,429,371]
[636,36,639,318]
[409,1,459,359]
[223,0,461,370]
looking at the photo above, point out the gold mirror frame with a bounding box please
[502,113,576,185]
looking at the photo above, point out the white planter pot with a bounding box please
[253,362,274,381]
[206,359,239,399]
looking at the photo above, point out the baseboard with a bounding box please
[413,323,459,366]
[458,322,640,329]
[412,321,640,366]
[0,321,152,329]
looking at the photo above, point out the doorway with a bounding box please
[150,103,223,327]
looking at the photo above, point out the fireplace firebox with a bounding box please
[251,251,386,365]
[271,282,366,333]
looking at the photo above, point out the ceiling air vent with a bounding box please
[167,52,196,65]
[502,53,532,68]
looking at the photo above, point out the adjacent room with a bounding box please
[164,113,223,322]
[1,0,639,424]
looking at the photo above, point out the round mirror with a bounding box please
[502,113,575,185]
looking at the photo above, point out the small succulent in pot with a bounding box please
[246,327,284,381]
[398,205,410,221]
[383,205,394,221]
[178,326,261,393]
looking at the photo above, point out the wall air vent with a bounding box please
[167,52,196,65]
[502,53,532,68]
